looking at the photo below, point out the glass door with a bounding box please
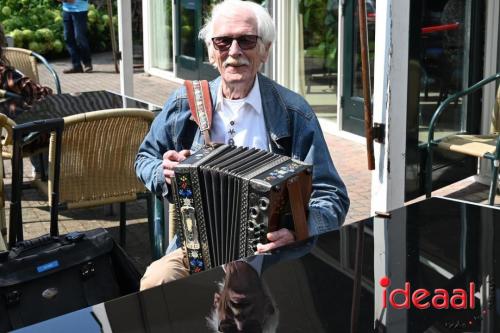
[342,0,376,136]
[405,0,485,199]
[176,0,219,80]
[150,0,173,71]
[300,0,339,123]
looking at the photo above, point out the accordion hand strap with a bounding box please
[184,80,213,144]
[287,177,310,241]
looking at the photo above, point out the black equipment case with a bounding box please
[0,228,140,331]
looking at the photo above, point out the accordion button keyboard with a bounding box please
[248,218,266,250]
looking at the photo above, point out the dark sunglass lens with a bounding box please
[212,35,259,51]
[238,36,258,49]
[213,37,232,50]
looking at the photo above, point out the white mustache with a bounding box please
[223,57,250,67]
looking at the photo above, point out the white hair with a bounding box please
[199,0,275,64]
[206,281,280,333]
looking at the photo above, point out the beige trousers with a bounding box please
[140,247,190,291]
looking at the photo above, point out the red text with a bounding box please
[380,276,475,310]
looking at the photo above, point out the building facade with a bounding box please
[141,0,500,202]
[141,0,340,130]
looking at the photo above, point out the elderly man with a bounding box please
[135,0,349,290]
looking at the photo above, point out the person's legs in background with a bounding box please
[30,153,48,180]
[62,11,83,73]
[72,11,92,73]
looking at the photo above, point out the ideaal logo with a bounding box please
[380,277,476,310]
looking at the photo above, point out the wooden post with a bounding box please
[107,0,119,73]
[358,0,375,170]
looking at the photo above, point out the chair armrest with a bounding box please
[428,72,500,146]
[0,114,16,147]
[31,51,62,94]
[484,135,500,161]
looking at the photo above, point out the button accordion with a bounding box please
[172,144,312,273]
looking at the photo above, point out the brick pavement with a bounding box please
[5,51,497,274]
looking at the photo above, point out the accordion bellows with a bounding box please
[173,144,312,273]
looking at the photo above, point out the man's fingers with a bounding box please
[162,159,177,172]
[162,168,174,184]
[163,149,191,162]
[255,242,277,253]
[266,228,294,242]
[255,238,288,253]
[255,228,295,254]
[163,150,177,160]
[162,150,186,184]
[162,150,191,183]
[179,150,191,159]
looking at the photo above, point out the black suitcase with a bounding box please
[0,228,140,332]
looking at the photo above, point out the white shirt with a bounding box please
[211,76,269,151]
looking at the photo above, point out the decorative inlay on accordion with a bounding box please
[172,144,312,273]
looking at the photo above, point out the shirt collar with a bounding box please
[215,76,262,115]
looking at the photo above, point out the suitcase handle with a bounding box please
[11,234,63,257]
[11,232,85,257]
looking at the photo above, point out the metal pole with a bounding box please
[117,0,134,97]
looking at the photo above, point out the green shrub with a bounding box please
[0,0,117,58]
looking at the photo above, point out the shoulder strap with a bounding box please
[184,80,213,144]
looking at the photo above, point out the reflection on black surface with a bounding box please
[13,198,500,332]
[208,259,278,333]
[375,199,490,332]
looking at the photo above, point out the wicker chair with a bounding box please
[47,108,155,246]
[3,47,61,94]
[426,73,500,205]
[0,104,47,161]
[0,113,10,251]
[1,46,61,180]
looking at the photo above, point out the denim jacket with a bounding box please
[135,73,349,240]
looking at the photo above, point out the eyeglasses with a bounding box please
[211,35,261,51]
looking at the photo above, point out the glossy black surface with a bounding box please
[0,91,160,124]
[13,198,500,332]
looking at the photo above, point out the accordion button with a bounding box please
[250,207,259,218]
[258,198,269,210]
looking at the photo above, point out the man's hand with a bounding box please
[255,228,295,254]
[162,150,190,184]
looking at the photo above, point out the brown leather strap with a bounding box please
[287,176,309,241]
[184,80,212,144]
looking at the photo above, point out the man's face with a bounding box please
[211,8,270,95]
[214,262,275,332]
